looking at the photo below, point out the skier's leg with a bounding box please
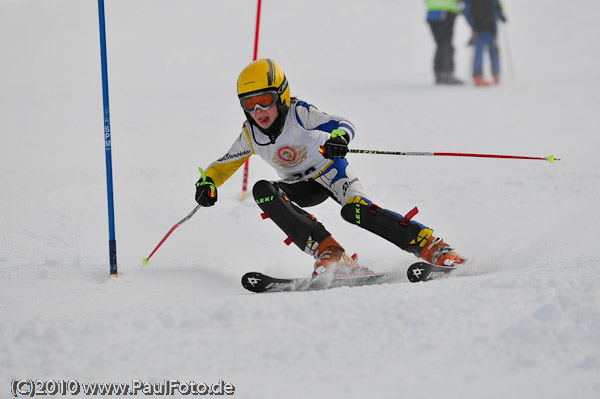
[253,179,329,254]
[312,158,369,205]
[253,180,359,274]
[428,20,445,81]
[340,202,466,266]
[311,160,466,266]
[341,202,431,256]
[312,159,466,267]
[473,33,492,86]
[440,12,457,75]
[472,34,485,77]
[312,159,424,254]
[313,160,431,257]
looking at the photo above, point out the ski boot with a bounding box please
[474,75,492,86]
[493,74,500,85]
[312,236,371,277]
[419,235,467,267]
[436,72,464,85]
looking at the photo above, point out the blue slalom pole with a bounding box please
[98,0,118,276]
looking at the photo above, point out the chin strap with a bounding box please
[250,124,278,146]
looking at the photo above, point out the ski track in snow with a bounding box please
[1,0,600,398]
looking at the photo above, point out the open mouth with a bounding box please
[257,115,270,126]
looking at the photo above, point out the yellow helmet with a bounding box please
[237,58,290,108]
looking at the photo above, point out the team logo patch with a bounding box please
[273,145,307,168]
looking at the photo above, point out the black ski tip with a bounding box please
[241,272,265,293]
[407,261,457,283]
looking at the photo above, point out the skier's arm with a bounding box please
[203,126,254,187]
[295,100,356,141]
[295,101,355,159]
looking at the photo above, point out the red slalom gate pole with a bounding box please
[253,0,262,60]
[241,0,262,201]
[348,149,560,163]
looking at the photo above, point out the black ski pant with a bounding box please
[428,12,457,74]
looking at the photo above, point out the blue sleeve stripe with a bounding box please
[295,101,311,128]
[338,122,355,139]
[315,120,341,133]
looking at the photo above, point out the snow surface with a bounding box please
[1,0,600,398]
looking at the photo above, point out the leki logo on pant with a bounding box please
[355,204,361,225]
[256,196,274,204]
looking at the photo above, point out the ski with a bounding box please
[241,270,404,293]
[406,261,458,282]
[241,262,460,293]
[242,272,311,293]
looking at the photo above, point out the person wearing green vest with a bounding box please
[425,0,464,84]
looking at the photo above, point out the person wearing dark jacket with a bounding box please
[425,0,464,85]
[464,0,507,86]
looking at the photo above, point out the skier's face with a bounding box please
[250,104,279,130]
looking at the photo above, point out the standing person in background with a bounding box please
[464,0,507,86]
[426,0,464,85]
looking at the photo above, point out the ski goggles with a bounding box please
[239,91,278,113]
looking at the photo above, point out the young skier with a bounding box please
[195,59,466,277]
[464,0,507,86]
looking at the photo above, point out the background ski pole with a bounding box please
[500,23,515,81]
[348,149,560,163]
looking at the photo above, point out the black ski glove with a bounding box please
[195,169,217,207]
[320,129,349,159]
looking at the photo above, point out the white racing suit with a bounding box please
[204,99,432,257]
[205,99,368,205]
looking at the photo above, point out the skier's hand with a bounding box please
[320,129,349,159]
[195,169,217,207]
[499,13,507,23]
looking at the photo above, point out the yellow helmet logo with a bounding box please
[237,58,290,108]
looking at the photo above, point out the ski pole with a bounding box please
[142,204,201,265]
[500,23,515,81]
[348,149,560,163]
[142,167,206,265]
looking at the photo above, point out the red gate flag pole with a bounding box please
[241,0,262,201]
[252,0,262,60]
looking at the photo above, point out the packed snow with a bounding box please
[1,0,599,398]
